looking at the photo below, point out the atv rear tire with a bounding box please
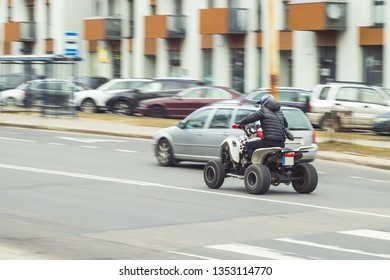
[291,163,318,193]
[204,160,225,189]
[244,164,271,195]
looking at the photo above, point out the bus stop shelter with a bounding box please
[0,55,82,116]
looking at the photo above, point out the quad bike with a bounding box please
[203,124,318,195]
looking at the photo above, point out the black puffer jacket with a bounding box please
[239,98,288,141]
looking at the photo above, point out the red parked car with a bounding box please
[136,86,243,118]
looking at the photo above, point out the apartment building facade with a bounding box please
[0,0,389,92]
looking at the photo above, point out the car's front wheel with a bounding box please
[113,100,133,115]
[150,105,165,118]
[80,99,97,113]
[156,138,176,166]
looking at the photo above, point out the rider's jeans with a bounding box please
[247,139,285,161]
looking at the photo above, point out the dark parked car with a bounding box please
[72,76,109,89]
[23,79,90,108]
[216,87,312,112]
[372,112,390,135]
[105,77,205,115]
[136,86,243,118]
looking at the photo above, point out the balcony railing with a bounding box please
[19,21,36,41]
[228,8,247,33]
[104,17,122,40]
[167,15,186,38]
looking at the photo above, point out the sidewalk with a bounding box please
[1,112,389,170]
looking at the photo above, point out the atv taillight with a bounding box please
[256,131,263,139]
[285,152,295,157]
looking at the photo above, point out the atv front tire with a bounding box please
[204,160,225,189]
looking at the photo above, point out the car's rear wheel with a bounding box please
[244,164,271,194]
[204,160,225,189]
[3,97,17,107]
[156,138,176,166]
[113,100,133,115]
[80,99,97,113]
[320,113,341,132]
[150,105,165,118]
[291,163,318,193]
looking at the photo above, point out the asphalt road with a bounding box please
[0,127,389,260]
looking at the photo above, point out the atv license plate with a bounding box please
[282,155,294,166]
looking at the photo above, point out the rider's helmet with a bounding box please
[257,94,274,105]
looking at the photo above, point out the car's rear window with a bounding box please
[282,109,312,130]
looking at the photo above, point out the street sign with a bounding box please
[65,31,79,56]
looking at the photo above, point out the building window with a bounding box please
[319,47,336,84]
[128,0,134,38]
[373,0,384,26]
[283,1,290,30]
[228,0,240,8]
[364,46,383,86]
[175,0,183,15]
[169,50,181,76]
[257,0,262,30]
[207,0,214,8]
[231,49,245,93]
[46,3,51,38]
[203,49,213,85]
[94,0,102,16]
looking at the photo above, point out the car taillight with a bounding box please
[312,130,316,143]
[256,131,263,138]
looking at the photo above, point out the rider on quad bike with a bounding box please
[238,94,288,162]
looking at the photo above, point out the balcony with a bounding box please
[200,8,248,35]
[145,15,186,39]
[4,21,36,42]
[288,2,347,31]
[84,17,122,41]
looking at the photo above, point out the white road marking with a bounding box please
[166,251,216,260]
[80,146,100,149]
[57,136,127,143]
[350,176,385,183]
[0,136,36,143]
[114,149,138,153]
[206,243,306,260]
[276,238,390,259]
[47,142,66,146]
[0,163,390,219]
[338,229,390,241]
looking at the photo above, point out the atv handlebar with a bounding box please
[232,123,259,137]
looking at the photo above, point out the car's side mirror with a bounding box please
[176,122,186,129]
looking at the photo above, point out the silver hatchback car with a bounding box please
[152,104,318,166]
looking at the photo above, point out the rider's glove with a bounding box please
[237,121,245,129]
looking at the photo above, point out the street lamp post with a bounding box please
[268,0,279,100]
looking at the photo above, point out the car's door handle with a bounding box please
[334,103,341,106]
[196,132,202,136]
[222,132,229,136]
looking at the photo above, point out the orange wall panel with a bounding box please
[4,22,20,42]
[45,38,54,53]
[3,41,11,55]
[255,32,262,48]
[288,3,325,31]
[144,38,157,55]
[145,15,167,38]
[359,26,383,45]
[201,35,213,49]
[200,8,228,34]
[279,31,292,50]
[84,19,104,41]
